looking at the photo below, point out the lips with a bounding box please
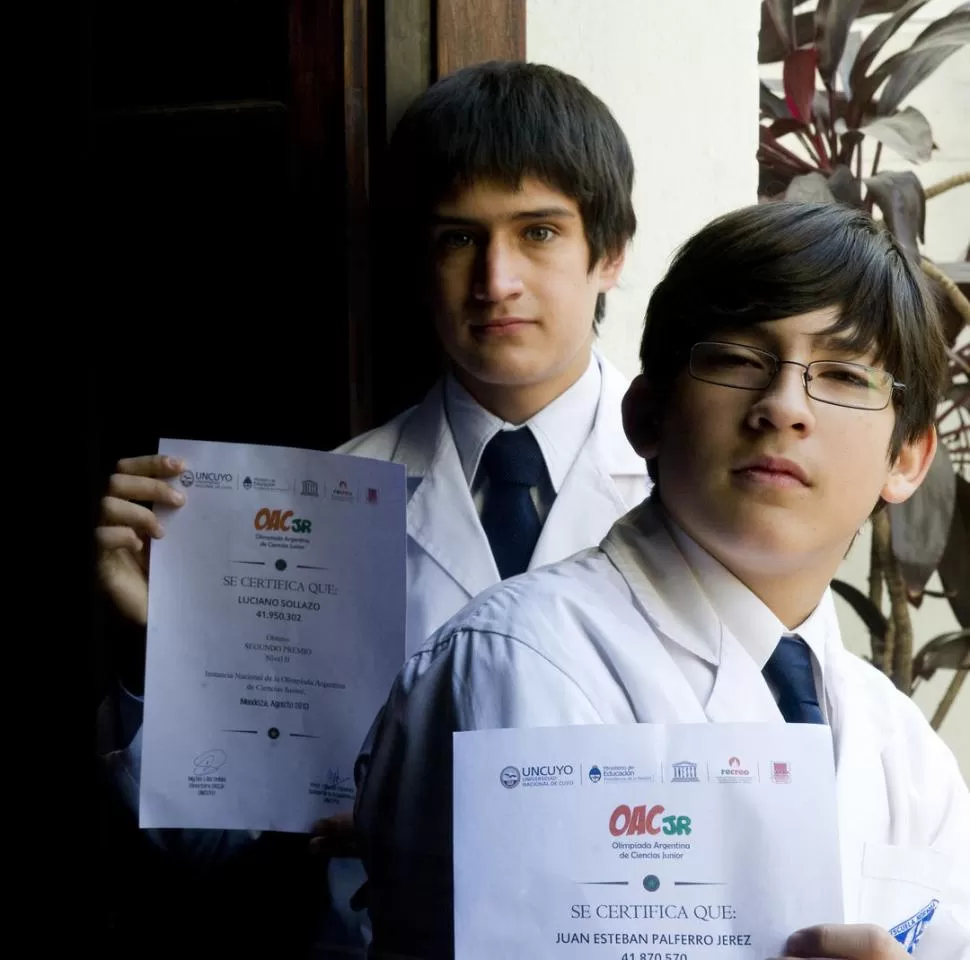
[473,317,533,329]
[733,455,810,486]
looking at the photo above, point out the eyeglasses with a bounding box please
[688,341,905,411]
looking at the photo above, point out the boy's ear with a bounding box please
[880,426,938,505]
[622,375,661,460]
[595,248,626,294]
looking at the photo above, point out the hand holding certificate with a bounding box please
[454,723,843,959]
[139,438,406,834]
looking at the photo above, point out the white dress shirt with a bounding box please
[444,351,601,523]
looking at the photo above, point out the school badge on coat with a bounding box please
[889,899,939,954]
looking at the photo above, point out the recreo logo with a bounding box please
[254,508,312,535]
[609,803,692,837]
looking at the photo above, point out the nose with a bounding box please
[744,361,817,435]
[472,236,524,303]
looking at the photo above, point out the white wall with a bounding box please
[528,0,968,777]
[527,0,761,380]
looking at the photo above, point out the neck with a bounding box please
[660,499,844,629]
[451,341,593,425]
[727,564,834,630]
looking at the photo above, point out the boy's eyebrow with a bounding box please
[431,206,577,226]
[811,331,864,353]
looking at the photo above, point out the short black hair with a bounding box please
[384,59,637,327]
[640,201,946,462]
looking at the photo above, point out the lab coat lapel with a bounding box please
[393,382,499,601]
[532,356,648,569]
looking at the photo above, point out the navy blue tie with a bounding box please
[762,635,824,724]
[480,428,547,579]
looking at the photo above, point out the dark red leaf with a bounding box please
[814,0,867,83]
[864,170,926,255]
[889,443,957,594]
[770,117,810,138]
[784,47,819,123]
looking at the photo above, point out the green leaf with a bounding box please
[785,171,837,202]
[815,0,867,83]
[849,0,932,99]
[864,170,925,255]
[888,442,956,595]
[860,106,934,162]
[938,475,970,628]
[852,9,970,118]
[761,10,816,63]
[761,81,793,120]
[830,579,889,663]
[764,0,797,54]
[878,10,970,115]
[912,630,970,682]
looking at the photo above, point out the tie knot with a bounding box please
[481,429,546,487]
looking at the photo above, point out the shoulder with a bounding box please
[333,406,417,459]
[403,549,637,697]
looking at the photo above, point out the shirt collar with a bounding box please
[664,508,830,673]
[444,350,602,492]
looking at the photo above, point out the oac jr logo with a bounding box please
[254,508,312,534]
[609,804,692,837]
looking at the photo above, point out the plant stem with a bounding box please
[759,142,816,174]
[811,128,832,171]
[871,141,883,178]
[931,670,967,731]
[827,85,838,158]
[796,130,826,167]
[875,510,915,694]
[856,139,862,183]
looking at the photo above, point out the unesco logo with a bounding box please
[500,766,521,789]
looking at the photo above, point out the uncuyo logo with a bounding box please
[500,766,520,789]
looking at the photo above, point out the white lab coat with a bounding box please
[356,498,970,960]
[336,350,649,655]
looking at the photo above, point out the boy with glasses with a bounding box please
[355,201,969,960]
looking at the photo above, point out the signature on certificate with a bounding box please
[325,767,352,789]
[193,749,228,775]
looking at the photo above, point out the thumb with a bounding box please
[785,923,903,959]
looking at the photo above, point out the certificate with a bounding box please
[139,438,406,833]
[454,723,843,959]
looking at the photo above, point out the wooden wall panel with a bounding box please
[435,0,526,79]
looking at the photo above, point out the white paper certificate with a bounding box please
[454,723,843,959]
[139,438,406,833]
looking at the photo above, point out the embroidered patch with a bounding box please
[889,899,940,954]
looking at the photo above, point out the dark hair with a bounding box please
[640,201,946,466]
[383,60,637,327]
